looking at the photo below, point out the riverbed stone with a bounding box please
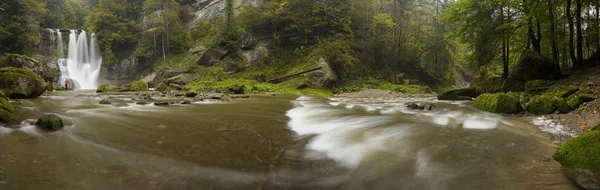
[525,95,556,115]
[554,130,600,189]
[473,93,522,114]
[579,94,596,102]
[35,114,64,131]
[154,101,169,106]
[185,91,197,98]
[135,101,149,105]
[96,83,118,93]
[113,103,129,107]
[437,88,480,101]
[181,100,192,104]
[512,51,562,81]
[99,99,111,104]
[0,67,48,99]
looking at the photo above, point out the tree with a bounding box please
[0,0,47,54]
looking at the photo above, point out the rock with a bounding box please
[501,77,525,92]
[579,94,596,102]
[112,103,129,107]
[405,102,433,111]
[525,80,551,93]
[512,51,562,81]
[130,80,149,91]
[135,101,149,105]
[0,67,48,99]
[189,45,206,53]
[548,85,580,98]
[405,102,418,109]
[567,94,582,110]
[423,104,433,111]
[0,97,15,112]
[437,88,480,101]
[227,84,245,94]
[471,78,504,93]
[474,93,523,114]
[166,74,197,85]
[35,114,64,131]
[553,130,600,189]
[96,83,118,93]
[525,95,556,115]
[0,54,58,84]
[241,31,257,49]
[156,83,172,93]
[197,47,229,67]
[99,99,111,104]
[230,95,250,99]
[552,98,572,113]
[152,68,193,85]
[185,91,197,97]
[154,101,169,106]
[169,84,184,91]
[140,73,157,87]
[307,58,336,88]
[21,119,37,125]
[181,100,192,104]
[0,109,13,123]
[242,45,268,65]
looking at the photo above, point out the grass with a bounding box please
[332,80,433,95]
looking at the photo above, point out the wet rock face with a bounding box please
[36,114,64,131]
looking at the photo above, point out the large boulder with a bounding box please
[0,67,48,98]
[130,81,149,92]
[512,51,562,81]
[241,31,257,49]
[501,77,525,92]
[473,93,523,114]
[525,95,556,115]
[96,84,119,93]
[437,88,480,101]
[35,114,64,131]
[554,130,600,189]
[308,58,335,88]
[0,53,58,83]
[197,47,229,67]
[242,45,268,65]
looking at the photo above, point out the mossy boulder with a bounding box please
[130,81,149,92]
[0,53,58,82]
[227,84,245,94]
[437,88,480,100]
[96,84,119,93]
[579,94,597,102]
[156,83,172,93]
[0,67,48,98]
[35,114,64,131]
[0,109,13,123]
[553,97,572,113]
[553,130,600,189]
[0,97,15,113]
[525,95,556,115]
[501,77,525,92]
[512,51,562,81]
[547,85,580,98]
[525,80,551,92]
[567,94,582,110]
[473,93,523,114]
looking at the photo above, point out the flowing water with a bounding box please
[0,91,579,189]
[49,29,102,89]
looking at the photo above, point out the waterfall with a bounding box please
[53,29,103,89]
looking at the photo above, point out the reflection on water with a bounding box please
[0,92,579,189]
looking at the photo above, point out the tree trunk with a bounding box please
[549,0,558,61]
[596,0,600,50]
[501,6,508,79]
[568,0,578,67]
[576,0,584,63]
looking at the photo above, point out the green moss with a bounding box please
[525,95,556,115]
[185,79,277,94]
[0,67,48,99]
[552,97,572,113]
[0,90,5,98]
[130,81,149,92]
[567,94,582,110]
[554,130,600,189]
[0,108,13,123]
[0,98,15,112]
[473,93,523,114]
[156,83,172,93]
[35,114,64,131]
[525,80,551,92]
[546,85,579,98]
[579,93,596,102]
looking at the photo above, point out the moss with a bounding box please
[525,80,551,92]
[185,79,277,94]
[473,93,523,114]
[501,77,525,92]
[0,90,5,98]
[0,108,13,123]
[525,95,556,115]
[553,97,572,113]
[156,83,172,93]
[553,130,600,189]
[567,94,582,110]
[472,78,504,93]
[0,98,15,112]
[547,85,579,98]
[96,84,118,93]
[0,67,48,99]
[130,81,149,92]
[579,93,596,102]
[35,114,64,131]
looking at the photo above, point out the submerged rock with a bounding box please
[112,103,129,107]
[36,114,64,131]
[437,88,479,101]
[473,93,522,114]
[405,102,433,111]
[181,100,192,104]
[0,67,48,99]
[154,101,169,106]
[135,101,149,105]
[554,130,600,189]
[99,99,111,105]
[512,51,562,81]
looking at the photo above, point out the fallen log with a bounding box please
[268,67,323,84]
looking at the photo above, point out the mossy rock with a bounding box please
[525,80,551,92]
[156,83,172,93]
[472,78,504,93]
[185,91,197,97]
[552,97,572,113]
[0,53,57,82]
[501,77,525,92]
[579,94,596,102]
[546,85,580,98]
[35,114,64,131]
[0,67,48,99]
[437,88,480,100]
[227,84,246,94]
[0,98,15,112]
[96,84,118,93]
[0,108,13,123]
[525,95,556,115]
[0,90,6,98]
[512,51,562,81]
[567,94,582,110]
[129,81,149,92]
[473,93,523,114]
[553,130,600,189]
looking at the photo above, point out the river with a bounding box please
[0,91,579,189]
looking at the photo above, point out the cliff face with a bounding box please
[182,0,260,29]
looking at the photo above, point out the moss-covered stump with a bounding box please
[567,94,582,110]
[130,81,149,92]
[96,84,118,93]
[473,93,522,114]
[525,95,556,115]
[35,114,64,131]
[554,130,600,189]
[437,88,480,100]
[0,67,48,98]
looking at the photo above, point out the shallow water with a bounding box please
[0,91,579,189]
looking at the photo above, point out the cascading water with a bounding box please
[50,29,102,89]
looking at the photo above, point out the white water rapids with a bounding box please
[48,29,102,89]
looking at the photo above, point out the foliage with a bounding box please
[0,0,46,54]
[129,80,149,91]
